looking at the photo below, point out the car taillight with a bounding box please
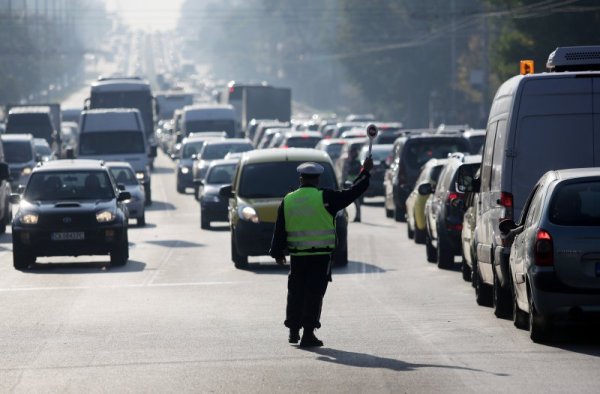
[498,191,514,220]
[281,145,288,149]
[447,192,459,203]
[534,229,553,266]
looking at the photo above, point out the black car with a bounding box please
[11,159,131,270]
[198,159,238,229]
[422,155,481,269]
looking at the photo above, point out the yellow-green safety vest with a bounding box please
[284,187,336,256]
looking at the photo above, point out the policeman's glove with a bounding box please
[362,156,374,172]
[275,257,287,265]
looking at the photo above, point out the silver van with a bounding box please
[459,46,600,317]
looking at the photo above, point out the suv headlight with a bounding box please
[96,210,116,223]
[21,167,32,176]
[239,205,259,223]
[180,166,190,174]
[20,213,38,225]
[136,172,146,181]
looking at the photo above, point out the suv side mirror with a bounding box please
[0,162,9,181]
[117,183,126,191]
[219,184,234,198]
[456,165,481,193]
[417,183,433,195]
[343,180,353,188]
[498,219,518,236]
[117,191,132,202]
[9,193,21,204]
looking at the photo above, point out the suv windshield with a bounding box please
[182,141,206,159]
[549,181,600,226]
[238,161,337,198]
[3,141,33,163]
[201,143,253,161]
[80,131,145,155]
[186,120,235,135]
[24,171,114,201]
[405,140,467,169]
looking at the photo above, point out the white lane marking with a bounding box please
[0,281,249,292]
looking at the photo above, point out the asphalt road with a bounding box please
[0,152,599,393]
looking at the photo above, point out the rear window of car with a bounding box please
[467,135,485,154]
[109,166,138,186]
[549,181,600,226]
[285,137,321,148]
[201,143,253,160]
[25,171,114,201]
[3,140,33,163]
[238,161,337,198]
[403,139,468,169]
[206,164,236,184]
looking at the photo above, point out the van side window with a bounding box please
[491,119,506,191]
[480,122,498,192]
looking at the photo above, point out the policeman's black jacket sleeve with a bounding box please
[269,169,370,259]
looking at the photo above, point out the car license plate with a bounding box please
[51,232,85,241]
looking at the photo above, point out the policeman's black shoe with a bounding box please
[289,328,300,344]
[299,331,323,348]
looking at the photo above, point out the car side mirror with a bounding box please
[9,193,21,204]
[193,179,204,187]
[17,185,25,194]
[83,97,90,110]
[456,165,480,193]
[0,162,9,181]
[343,180,353,188]
[35,154,42,162]
[417,183,433,195]
[117,191,131,202]
[498,219,517,236]
[117,183,126,191]
[219,184,234,198]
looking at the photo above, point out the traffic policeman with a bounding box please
[269,157,373,347]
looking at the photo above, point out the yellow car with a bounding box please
[219,148,348,269]
[405,158,447,244]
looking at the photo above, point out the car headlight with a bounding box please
[21,167,32,176]
[96,210,116,223]
[180,166,190,174]
[239,205,259,223]
[20,213,38,225]
[136,172,146,181]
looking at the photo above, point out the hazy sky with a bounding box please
[105,0,185,31]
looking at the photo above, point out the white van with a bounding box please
[78,109,152,205]
[181,104,236,138]
[459,46,600,316]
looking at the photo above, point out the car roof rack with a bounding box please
[547,46,600,72]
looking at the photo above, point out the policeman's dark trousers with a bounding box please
[284,254,330,331]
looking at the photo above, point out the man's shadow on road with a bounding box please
[300,347,509,377]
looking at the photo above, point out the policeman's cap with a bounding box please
[297,162,324,176]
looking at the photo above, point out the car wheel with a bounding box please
[201,212,210,230]
[137,213,146,227]
[145,188,152,206]
[231,231,248,269]
[13,247,34,270]
[414,228,426,244]
[513,278,528,330]
[529,291,551,343]
[461,257,472,282]
[406,221,414,239]
[0,201,8,234]
[385,207,393,218]
[110,232,129,267]
[425,232,437,263]
[194,186,200,201]
[436,233,454,269]
[475,262,493,307]
[493,271,512,319]
[394,205,406,222]
[176,182,185,194]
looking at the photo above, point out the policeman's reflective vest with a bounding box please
[284,187,336,256]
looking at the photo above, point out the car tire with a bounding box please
[529,291,551,343]
[231,231,248,269]
[436,233,454,269]
[201,213,210,230]
[145,187,152,206]
[425,232,437,263]
[137,214,146,227]
[513,278,528,330]
[461,257,472,282]
[0,201,8,234]
[194,186,200,201]
[13,247,35,271]
[406,222,414,239]
[110,232,129,267]
[176,182,185,194]
[414,228,426,244]
[493,271,512,319]
[333,244,348,266]
[385,207,393,218]
[394,205,406,222]
[474,262,493,307]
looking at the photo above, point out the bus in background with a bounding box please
[181,104,236,138]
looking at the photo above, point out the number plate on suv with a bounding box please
[51,232,85,241]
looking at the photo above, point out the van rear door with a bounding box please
[512,77,594,219]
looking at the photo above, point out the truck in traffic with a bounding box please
[220,82,291,135]
[5,106,62,156]
[155,90,194,121]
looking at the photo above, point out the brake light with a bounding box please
[447,192,459,202]
[229,87,235,93]
[534,229,553,266]
[499,192,513,208]
[446,223,463,231]
[281,145,288,149]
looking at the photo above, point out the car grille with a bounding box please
[38,212,97,228]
